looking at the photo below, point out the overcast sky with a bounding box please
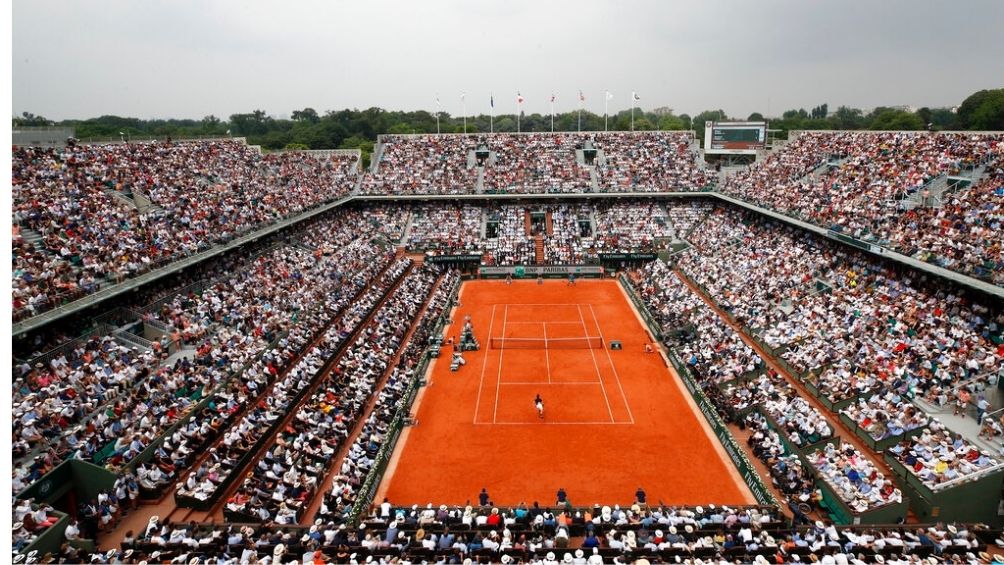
[12,0,1004,121]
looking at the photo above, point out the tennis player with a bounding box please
[534,393,544,419]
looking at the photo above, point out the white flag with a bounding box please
[605,91,614,101]
[436,95,442,108]
[632,92,641,101]
[516,92,525,104]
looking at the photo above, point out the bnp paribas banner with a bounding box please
[479,265,604,276]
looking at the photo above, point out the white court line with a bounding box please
[500,381,600,385]
[542,322,551,384]
[491,305,509,424]
[479,421,634,426]
[576,304,615,424]
[496,303,590,307]
[588,304,636,425]
[501,323,582,327]
[473,304,497,424]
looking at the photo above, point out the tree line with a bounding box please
[13,88,1004,167]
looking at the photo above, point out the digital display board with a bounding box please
[704,121,767,155]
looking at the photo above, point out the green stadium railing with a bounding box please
[885,452,1004,525]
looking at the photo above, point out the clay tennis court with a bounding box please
[376,279,753,507]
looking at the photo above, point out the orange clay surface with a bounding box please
[376,279,753,507]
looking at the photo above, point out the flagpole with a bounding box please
[550,98,554,133]
[631,99,635,132]
[604,92,608,132]
[516,94,520,134]
[462,95,467,134]
[490,93,494,134]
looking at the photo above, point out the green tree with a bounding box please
[830,106,864,130]
[957,88,1004,130]
[229,110,272,136]
[929,108,959,130]
[291,108,320,123]
[747,112,764,121]
[658,115,685,130]
[201,115,222,133]
[283,142,310,150]
[12,112,52,127]
[868,108,924,130]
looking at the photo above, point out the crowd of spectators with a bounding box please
[12,498,61,553]
[483,133,591,194]
[316,268,460,525]
[12,140,359,319]
[218,256,414,523]
[840,392,930,442]
[632,247,911,517]
[665,200,714,238]
[808,442,903,513]
[362,131,711,196]
[483,206,535,266]
[635,260,763,386]
[59,505,999,564]
[594,203,675,253]
[224,262,440,524]
[406,204,483,254]
[12,335,160,475]
[719,131,1003,284]
[12,211,396,500]
[544,205,593,264]
[887,421,1003,491]
[346,204,411,244]
[761,392,834,450]
[401,201,720,264]
[594,131,713,192]
[677,206,1003,412]
[360,134,479,195]
[886,155,1004,283]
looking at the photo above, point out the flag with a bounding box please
[461,92,466,102]
[490,94,494,108]
[516,92,525,104]
[578,90,585,102]
[550,93,556,103]
[605,91,614,101]
[633,92,641,101]
[436,95,441,108]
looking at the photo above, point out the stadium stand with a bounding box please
[12,140,358,321]
[719,131,1004,284]
[11,130,1004,563]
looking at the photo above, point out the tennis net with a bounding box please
[489,336,603,350]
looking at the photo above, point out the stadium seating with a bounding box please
[719,131,1003,283]
[11,129,1004,563]
[12,141,358,320]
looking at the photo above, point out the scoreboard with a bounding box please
[704,121,767,155]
